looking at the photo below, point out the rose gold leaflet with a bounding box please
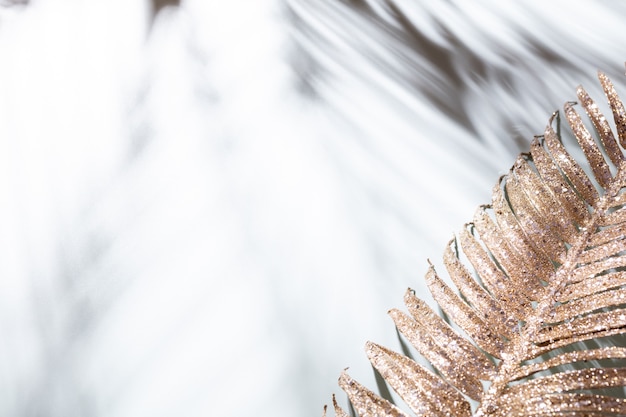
[529,137,589,225]
[535,309,626,345]
[569,259,626,287]
[561,271,626,302]
[492,180,556,281]
[577,84,624,167]
[599,206,626,226]
[443,242,516,337]
[544,123,599,206]
[389,308,483,401]
[578,238,626,264]
[608,189,626,207]
[504,172,566,263]
[505,367,626,396]
[494,393,626,416]
[425,266,504,358]
[599,71,626,148]
[512,155,578,243]
[552,288,626,322]
[331,395,349,417]
[473,206,546,299]
[564,101,613,189]
[338,372,410,417]
[531,326,626,359]
[366,342,471,417]
[588,223,626,247]
[513,347,626,382]
[459,227,531,320]
[404,289,496,378]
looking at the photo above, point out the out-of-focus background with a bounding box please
[0,1,625,416]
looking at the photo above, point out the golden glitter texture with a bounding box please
[326,72,626,416]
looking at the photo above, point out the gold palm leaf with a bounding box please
[328,72,626,416]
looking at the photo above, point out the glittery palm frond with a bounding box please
[328,72,626,416]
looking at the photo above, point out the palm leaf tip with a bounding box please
[328,71,626,416]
